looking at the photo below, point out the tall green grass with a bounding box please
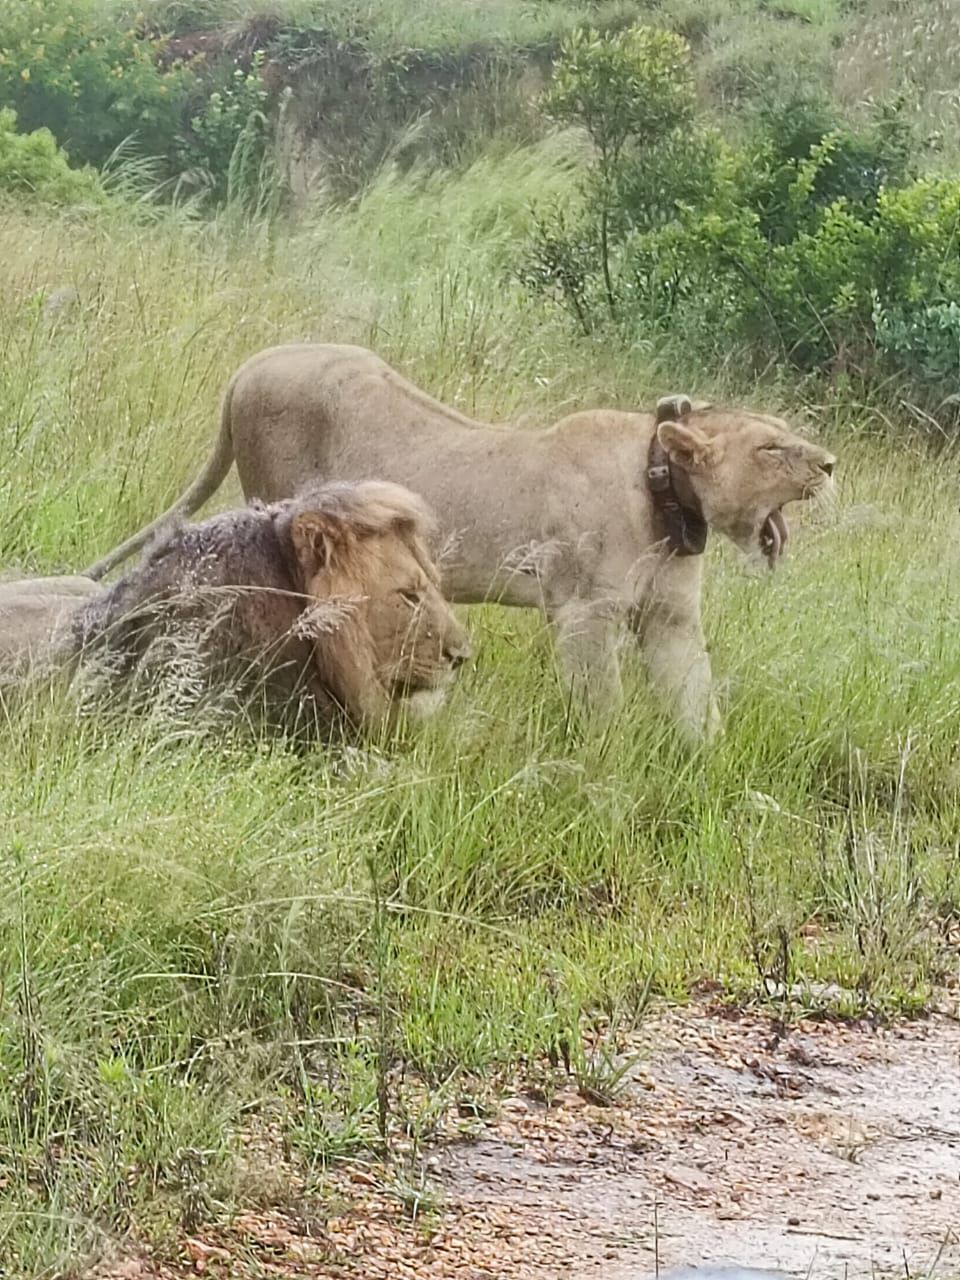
[3,150,960,1274]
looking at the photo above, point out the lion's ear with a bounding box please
[657,419,712,468]
[387,512,419,546]
[656,394,692,423]
[291,510,351,579]
[656,394,712,467]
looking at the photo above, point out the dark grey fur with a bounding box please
[73,497,327,726]
[73,479,440,731]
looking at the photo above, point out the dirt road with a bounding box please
[440,1005,960,1278]
[90,1003,960,1279]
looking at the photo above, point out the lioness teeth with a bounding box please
[760,509,789,563]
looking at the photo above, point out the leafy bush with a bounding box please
[0,108,105,204]
[743,94,913,244]
[173,56,276,210]
[870,180,960,389]
[523,50,959,404]
[0,0,190,170]
[0,1,281,211]
[519,204,600,332]
[544,25,694,168]
[617,159,960,396]
[530,24,697,325]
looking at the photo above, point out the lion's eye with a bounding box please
[399,589,423,607]
[760,444,786,456]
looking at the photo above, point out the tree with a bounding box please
[544,25,695,318]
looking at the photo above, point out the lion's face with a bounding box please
[290,484,471,727]
[657,406,836,567]
[349,531,472,716]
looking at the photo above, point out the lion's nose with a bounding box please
[819,459,835,476]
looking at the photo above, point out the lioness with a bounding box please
[86,344,835,739]
[75,479,471,732]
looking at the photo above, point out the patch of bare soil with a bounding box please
[441,1005,960,1278]
[88,1004,960,1280]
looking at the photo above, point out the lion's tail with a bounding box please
[82,381,238,582]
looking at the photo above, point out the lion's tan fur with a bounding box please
[0,576,103,690]
[85,344,835,739]
[0,574,101,600]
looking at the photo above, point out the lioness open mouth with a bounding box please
[759,508,788,566]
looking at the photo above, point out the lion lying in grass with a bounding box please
[4,482,470,733]
[0,575,102,691]
[86,344,836,740]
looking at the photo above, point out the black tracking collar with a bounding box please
[646,431,708,557]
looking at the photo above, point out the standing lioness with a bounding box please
[86,344,836,739]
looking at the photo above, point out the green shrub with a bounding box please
[0,0,190,170]
[523,56,959,404]
[618,163,960,397]
[744,94,913,244]
[528,23,696,324]
[871,179,960,390]
[0,107,105,204]
[0,3,283,212]
[544,25,694,168]
[173,56,277,211]
[519,204,601,333]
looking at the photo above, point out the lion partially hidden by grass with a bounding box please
[72,480,471,733]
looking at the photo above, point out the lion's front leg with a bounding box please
[636,607,721,744]
[549,597,623,716]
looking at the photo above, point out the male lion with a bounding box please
[85,344,835,739]
[75,479,471,732]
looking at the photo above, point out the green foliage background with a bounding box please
[523,26,960,402]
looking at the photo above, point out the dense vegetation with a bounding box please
[2,1,960,1274]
